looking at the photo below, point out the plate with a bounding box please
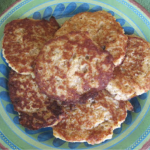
[0,0,150,149]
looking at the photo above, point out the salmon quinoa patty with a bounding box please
[8,70,65,130]
[19,100,65,130]
[55,11,128,66]
[3,17,59,75]
[106,35,150,100]
[34,31,114,103]
[53,90,133,145]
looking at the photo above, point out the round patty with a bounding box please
[8,70,65,130]
[53,90,133,145]
[35,31,114,103]
[106,35,150,100]
[55,11,128,66]
[3,17,59,75]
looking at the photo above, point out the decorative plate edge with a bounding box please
[0,131,20,150]
[0,0,21,17]
[128,0,150,18]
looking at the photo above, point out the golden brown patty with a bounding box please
[35,31,114,103]
[53,90,133,145]
[3,17,59,75]
[55,11,128,66]
[8,70,65,130]
[106,35,150,100]
[9,70,49,113]
[19,100,65,130]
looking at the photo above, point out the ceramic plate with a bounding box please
[0,0,150,149]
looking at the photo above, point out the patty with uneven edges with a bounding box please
[53,90,133,145]
[19,100,65,130]
[55,11,128,66]
[8,70,65,130]
[106,35,150,100]
[35,31,114,103]
[3,17,59,75]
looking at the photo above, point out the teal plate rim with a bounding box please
[0,0,150,149]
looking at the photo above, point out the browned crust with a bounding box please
[55,10,128,66]
[53,90,133,144]
[8,70,47,112]
[106,35,150,100]
[19,100,65,130]
[8,70,66,130]
[3,17,59,74]
[35,31,114,103]
[127,35,150,91]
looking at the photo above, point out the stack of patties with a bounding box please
[4,17,66,130]
[8,70,65,130]
[106,35,150,100]
[53,90,133,144]
[3,10,150,145]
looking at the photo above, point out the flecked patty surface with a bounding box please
[53,90,133,145]
[106,35,150,100]
[8,70,65,130]
[35,31,114,103]
[3,17,59,75]
[55,11,128,66]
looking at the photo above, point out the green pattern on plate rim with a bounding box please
[0,0,150,149]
